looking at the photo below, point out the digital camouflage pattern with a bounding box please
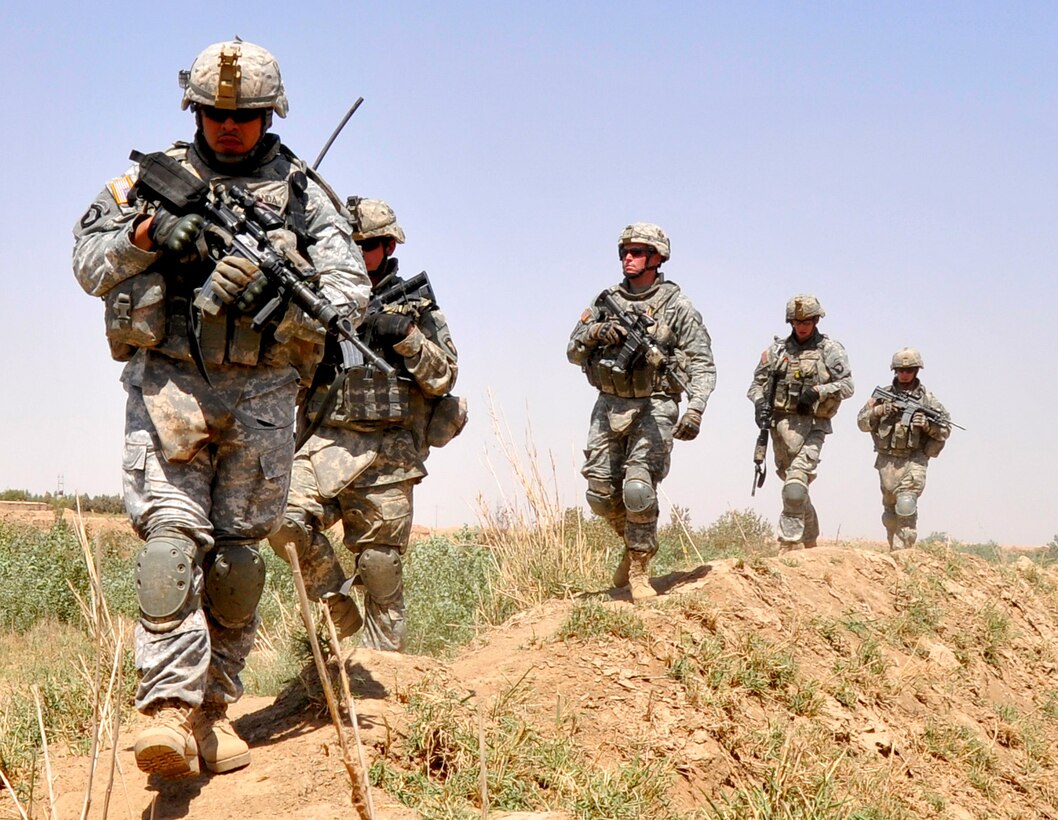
[857,378,951,550]
[568,275,715,555]
[181,40,289,117]
[748,327,854,546]
[271,271,458,651]
[72,135,368,711]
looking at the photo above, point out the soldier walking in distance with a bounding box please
[72,40,369,778]
[268,198,463,651]
[748,295,853,550]
[568,223,715,602]
[857,348,951,550]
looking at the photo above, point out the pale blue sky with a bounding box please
[2,2,1055,544]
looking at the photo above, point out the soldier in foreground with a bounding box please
[748,295,853,550]
[857,348,952,550]
[72,40,369,777]
[268,199,463,651]
[567,223,715,602]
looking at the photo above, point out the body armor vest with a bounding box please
[104,141,310,368]
[771,339,841,419]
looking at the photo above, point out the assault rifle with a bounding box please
[368,270,436,318]
[598,291,689,394]
[752,358,786,496]
[871,386,964,431]
[127,149,392,375]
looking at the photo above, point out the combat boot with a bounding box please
[627,552,657,603]
[612,550,631,588]
[134,700,199,778]
[192,702,251,773]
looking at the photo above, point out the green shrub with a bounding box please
[404,535,498,657]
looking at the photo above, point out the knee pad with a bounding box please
[357,546,403,603]
[135,532,197,632]
[895,493,918,518]
[622,469,656,522]
[585,479,621,518]
[204,542,266,629]
[782,479,809,513]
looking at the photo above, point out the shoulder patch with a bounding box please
[79,203,105,230]
[105,175,134,206]
[580,308,593,323]
[760,349,770,365]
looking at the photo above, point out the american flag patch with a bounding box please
[106,175,134,206]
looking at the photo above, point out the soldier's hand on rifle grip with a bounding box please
[754,400,770,429]
[911,411,930,431]
[365,312,414,346]
[209,256,263,303]
[585,321,626,347]
[673,408,702,441]
[148,208,206,263]
[872,400,894,418]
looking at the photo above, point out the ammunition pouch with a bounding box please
[424,394,468,449]
[103,272,167,361]
[585,355,657,398]
[323,369,414,429]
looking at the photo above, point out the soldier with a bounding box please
[268,198,462,652]
[567,223,716,602]
[857,348,951,550]
[748,295,853,550]
[72,40,369,778]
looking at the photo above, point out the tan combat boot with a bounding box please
[627,552,657,603]
[193,702,251,774]
[612,550,631,588]
[134,700,199,778]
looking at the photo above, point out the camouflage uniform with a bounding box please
[747,296,853,548]
[270,201,460,652]
[568,225,715,576]
[72,43,369,719]
[857,350,951,550]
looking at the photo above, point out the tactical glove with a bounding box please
[796,385,819,414]
[321,583,363,641]
[148,208,205,261]
[365,312,414,345]
[673,408,703,441]
[585,321,627,347]
[910,411,931,431]
[754,400,771,429]
[872,400,894,418]
[209,256,263,304]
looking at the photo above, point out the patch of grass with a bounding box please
[404,535,500,657]
[832,636,891,706]
[374,674,678,818]
[556,601,647,642]
[920,719,997,796]
[977,604,1012,668]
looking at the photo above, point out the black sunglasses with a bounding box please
[357,237,387,252]
[199,106,262,124]
[619,246,650,259]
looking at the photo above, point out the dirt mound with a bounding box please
[35,544,1058,818]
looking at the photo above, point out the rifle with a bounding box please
[597,291,689,394]
[871,386,964,431]
[368,270,436,318]
[752,358,786,496]
[127,149,392,375]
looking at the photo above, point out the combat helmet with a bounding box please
[348,198,406,244]
[618,223,670,261]
[785,294,825,322]
[180,39,288,118]
[891,347,924,370]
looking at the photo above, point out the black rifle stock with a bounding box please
[871,386,964,431]
[128,150,392,375]
[598,291,689,394]
[752,359,786,495]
